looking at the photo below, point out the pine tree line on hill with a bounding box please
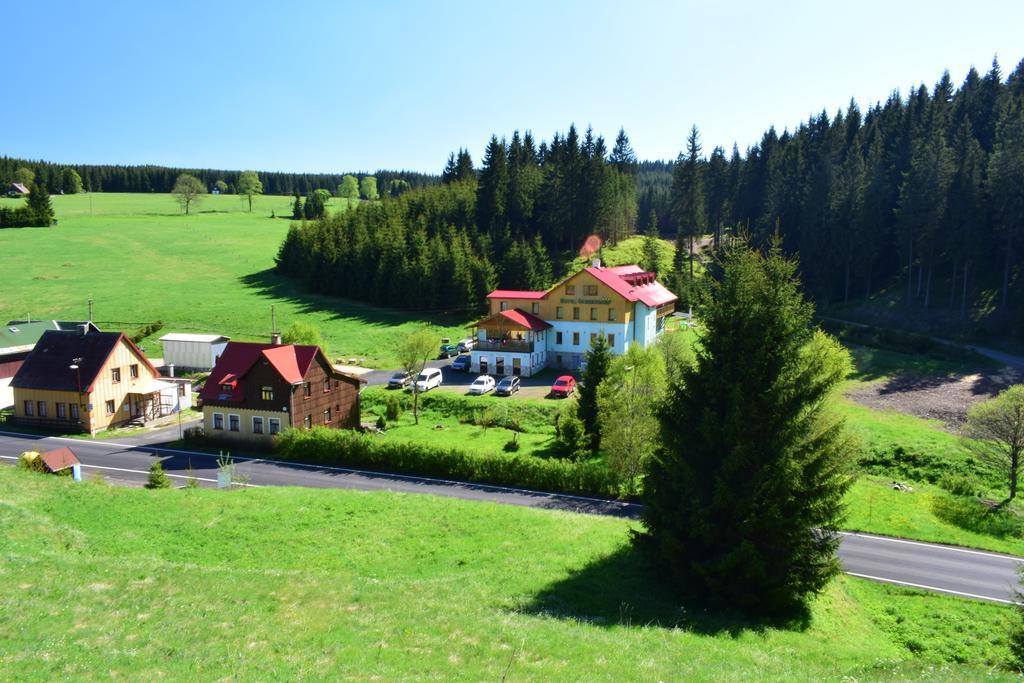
[643,59,1024,332]
[276,125,639,312]
[0,157,437,197]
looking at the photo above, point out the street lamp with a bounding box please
[70,357,83,426]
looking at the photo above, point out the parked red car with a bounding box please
[550,375,576,397]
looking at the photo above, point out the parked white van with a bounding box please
[415,367,443,392]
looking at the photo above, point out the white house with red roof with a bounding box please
[470,260,677,375]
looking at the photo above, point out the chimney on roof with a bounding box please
[271,333,282,346]
[78,323,89,336]
[591,257,601,268]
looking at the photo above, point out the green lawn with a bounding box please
[0,193,472,368]
[847,476,1024,555]
[0,466,1015,680]
[827,340,1024,554]
[361,387,564,458]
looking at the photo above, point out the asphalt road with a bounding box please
[1,428,1020,603]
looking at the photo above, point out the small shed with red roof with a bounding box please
[41,447,83,481]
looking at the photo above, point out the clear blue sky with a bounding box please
[4,1,1023,174]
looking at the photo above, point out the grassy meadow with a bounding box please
[0,192,471,368]
[0,466,1015,680]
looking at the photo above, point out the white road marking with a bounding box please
[839,530,1024,562]
[0,455,257,486]
[0,431,637,510]
[845,571,1017,604]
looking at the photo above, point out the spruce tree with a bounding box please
[988,95,1024,309]
[146,461,172,489]
[26,181,54,226]
[442,152,459,183]
[476,136,509,234]
[577,333,612,451]
[292,191,304,220]
[455,148,475,181]
[641,209,662,275]
[670,126,706,306]
[640,241,855,617]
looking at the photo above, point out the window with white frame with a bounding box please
[229,414,240,432]
[268,417,281,435]
[252,416,264,434]
[213,413,224,430]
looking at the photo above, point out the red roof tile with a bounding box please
[585,266,677,308]
[41,447,80,472]
[476,308,552,331]
[200,341,362,404]
[261,345,310,384]
[486,289,548,300]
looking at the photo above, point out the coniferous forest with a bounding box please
[275,126,640,312]
[277,59,1024,332]
[0,158,435,198]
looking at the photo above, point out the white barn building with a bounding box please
[159,333,231,372]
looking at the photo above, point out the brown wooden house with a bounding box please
[199,340,365,444]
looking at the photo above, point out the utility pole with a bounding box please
[87,298,93,322]
[271,304,276,335]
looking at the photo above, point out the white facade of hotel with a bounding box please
[470,300,668,376]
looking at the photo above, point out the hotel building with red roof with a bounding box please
[471,260,677,376]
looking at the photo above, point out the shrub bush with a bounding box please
[555,410,590,462]
[931,494,1024,539]
[938,473,980,497]
[145,461,171,489]
[274,427,620,497]
[857,445,994,486]
[503,435,520,452]
[375,414,387,431]
[385,396,402,422]
[183,426,205,443]
[131,320,164,344]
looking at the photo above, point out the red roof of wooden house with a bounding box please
[199,341,363,404]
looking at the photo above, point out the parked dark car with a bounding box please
[495,376,520,396]
[550,375,576,398]
[387,371,412,389]
[439,343,460,359]
[451,355,471,371]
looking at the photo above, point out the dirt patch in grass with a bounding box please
[846,368,1021,430]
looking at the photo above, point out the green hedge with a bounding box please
[274,426,620,498]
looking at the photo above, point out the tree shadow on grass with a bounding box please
[239,268,473,328]
[516,544,811,637]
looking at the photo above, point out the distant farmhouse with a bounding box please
[200,335,365,444]
[0,320,100,409]
[471,260,677,376]
[6,182,29,196]
[9,325,191,434]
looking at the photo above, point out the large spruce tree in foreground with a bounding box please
[639,241,855,617]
